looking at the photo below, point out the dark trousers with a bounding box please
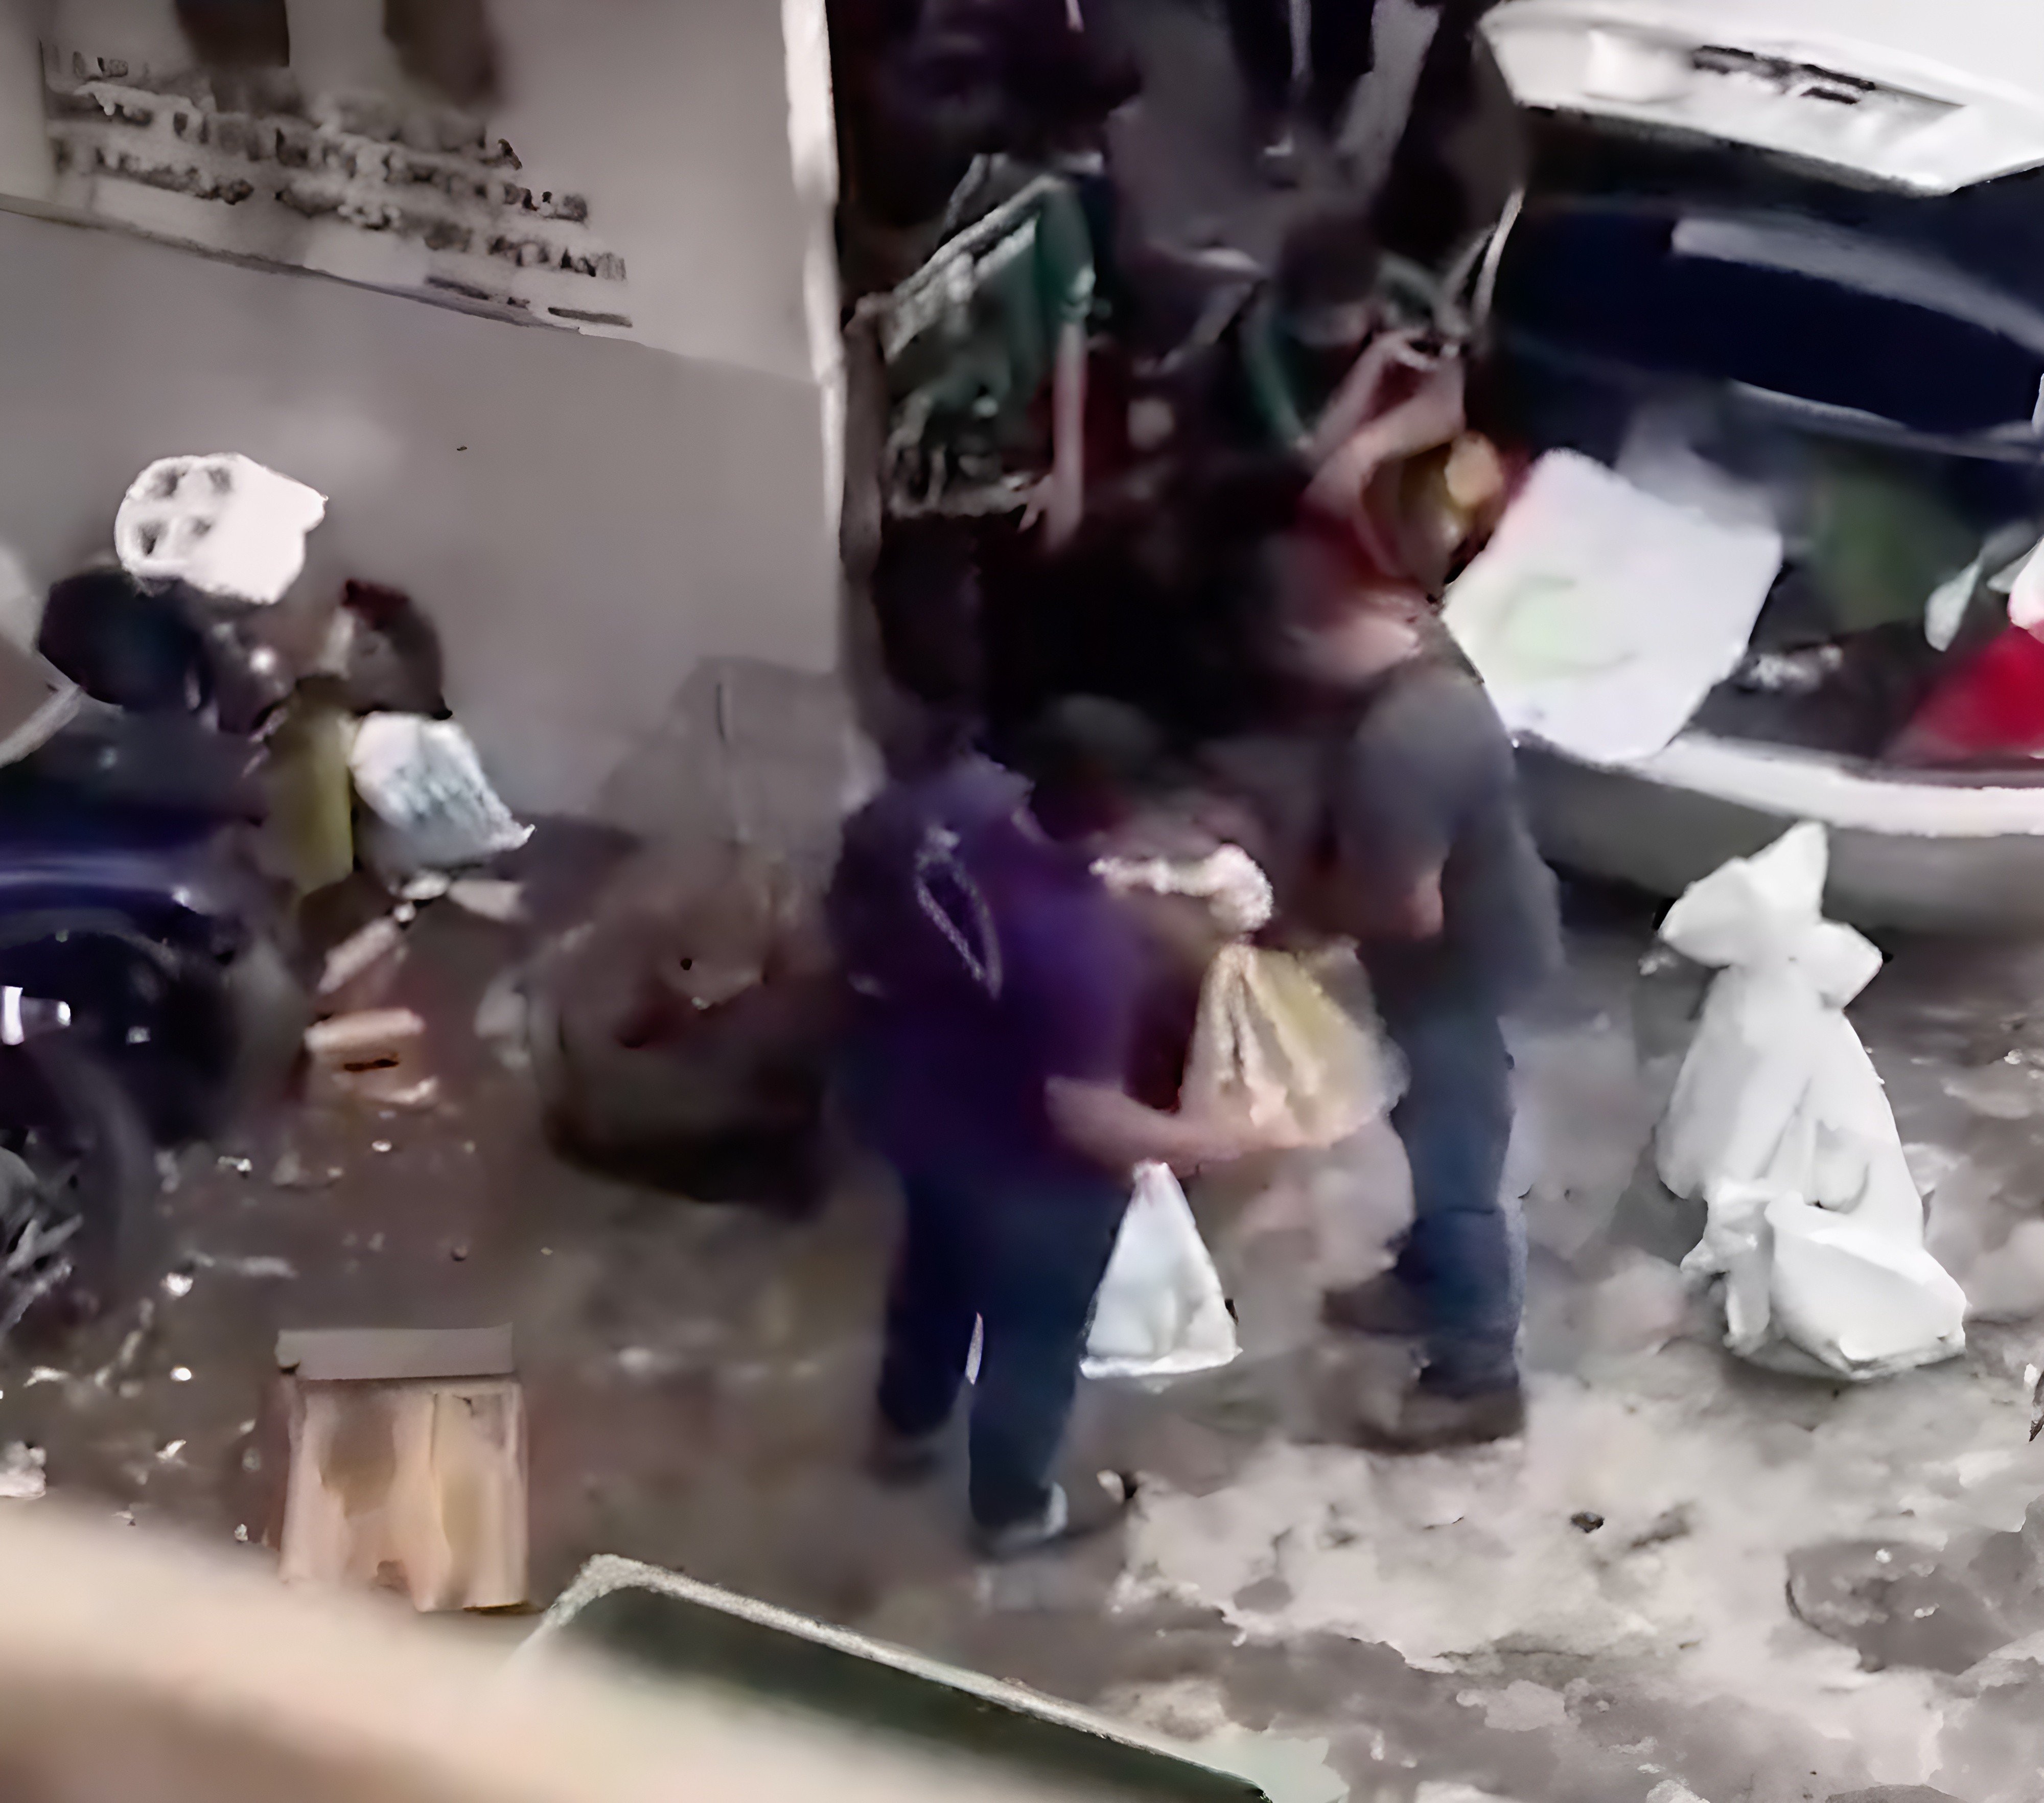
[1222,0,1377,135]
[876,1166,1129,1529]
[1381,989,1522,1394]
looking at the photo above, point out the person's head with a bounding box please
[998,0,1141,154]
[1274,205,1383,353]
[1015,695,1178,843]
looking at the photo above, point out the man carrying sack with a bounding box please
[828,711,1290,1559]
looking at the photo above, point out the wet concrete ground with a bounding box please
[4,837,2044,1803]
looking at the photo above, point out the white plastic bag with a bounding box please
[1082,1163,1239,1382]
[1659,825,1965,1379]
[115,454,327,604]
[1683,1180,1967,1379]
[349,714,532,871]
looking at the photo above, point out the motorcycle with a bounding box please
[0,579,308,1339]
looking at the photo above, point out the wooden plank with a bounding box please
[278,1375,526,1611]
[276,1325,514,1382]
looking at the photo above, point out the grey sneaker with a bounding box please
[972,1473,1137,1560]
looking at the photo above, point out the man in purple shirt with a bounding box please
[830,711,1271,1558]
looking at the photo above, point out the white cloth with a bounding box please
[1444,450,1780,766]
[1658,825,1966,1379]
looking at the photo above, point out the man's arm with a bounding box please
[1046,1077,1285,1177]
[1040,318,1088,550]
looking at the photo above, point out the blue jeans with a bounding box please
[1382,991,1523,1395]
[876,1167,1129,1530]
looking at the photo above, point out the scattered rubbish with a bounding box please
[401,870,454,904]
[234,1522,249,1542]
[616,1346,682,1381]
[448,1241,469,1262]
[156,1439,185,1463]
[373,1140,394,1154]
[473,966,531,1071]
[349,712,531,871]
[92,1299,157,1389]
[169,1366,192,1383]
[277,1325,525,1610]
[315,915,408,1009]
[1570,1511,1605,1533]
[305,1007,436,1109]
[1661,826,1966,1380]
[24,1367,66,1388]
[216,1154,254,1176]
[1444,449,1782,766]
[187,1251,298,1280]
[161,1271,194,1299]
[113,453,327,604]
[1083,1163,1239,1382]
[0,1442,45,1500]
[447,876,526,922]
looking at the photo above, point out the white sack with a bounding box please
[1082,1163,1240,1382]
[1443,450,1781,766]
[349,714,532,871]
[1659,825,1966,1378]
[115,454,327,604]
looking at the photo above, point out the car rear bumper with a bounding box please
[1519,732,2044,932]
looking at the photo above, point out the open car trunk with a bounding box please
[1485,111,2044,775]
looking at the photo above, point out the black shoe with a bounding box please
[972,1472,1137,1561]
[1351,1382,1526,1454]
[1321,1274,1428,1337]
[867,1422,945,1488]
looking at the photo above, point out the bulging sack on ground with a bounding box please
[1083,1162,1239,1382]
[1184,945,1395,1150]
[1658,824,1965,1378]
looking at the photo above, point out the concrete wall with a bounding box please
[0,0,849,823]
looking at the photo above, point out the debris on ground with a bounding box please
[447,877,525,923]
[316,915,409,1013]
[305,1008,436,1109]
